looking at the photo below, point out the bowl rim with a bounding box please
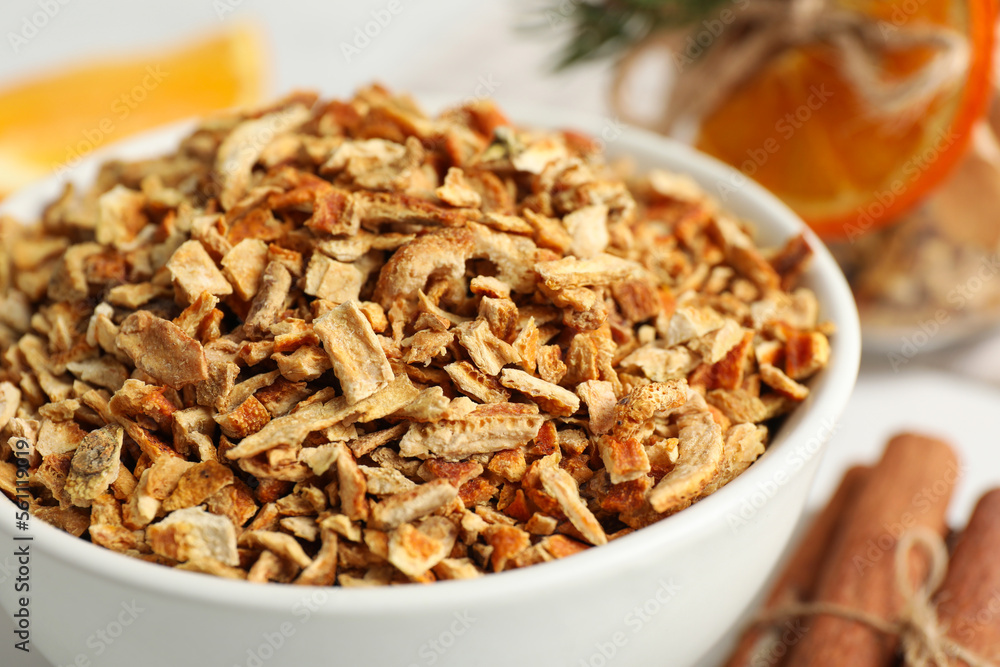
[0,101,861,614]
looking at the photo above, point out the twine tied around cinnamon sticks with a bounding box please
[611,0,971,136]
[754,526,997,667]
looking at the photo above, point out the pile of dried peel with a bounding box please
[0,85,830,585]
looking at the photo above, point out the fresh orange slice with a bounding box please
[695,0,996,239]
[0,24,267,197]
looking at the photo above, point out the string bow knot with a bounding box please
[753,527,997,667]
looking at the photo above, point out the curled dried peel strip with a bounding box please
[371,479,458,530]
[499,368,579,417]
[224,399,345,460]
[612,379,688,443]
[710,215,780,291]
[759,363,809,401]
[244,261,292,338]
[437,167,483,208]
[444,362,510,404]
[336,442,369,521]
[537,455,607,546]
[243,530,313,569]
[373,227,475,310]
[398,410,544,461]
[535,254,643,291]
[468,222,538,294]
[215,105,312,211]
[703,423,766,495]
[648,391,725,514]
[293,527,339,586]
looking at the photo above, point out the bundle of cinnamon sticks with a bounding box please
[724,433,1000,667]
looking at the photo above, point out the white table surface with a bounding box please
[2,2,1000,664]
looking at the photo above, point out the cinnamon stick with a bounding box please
[724,465,871,667]
[786,433,959,667]
[934,488,1000,664]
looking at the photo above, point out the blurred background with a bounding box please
[0,0,608,105]
[0,0,612,187]
[2,0,1000,664]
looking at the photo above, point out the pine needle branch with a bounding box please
[526,0,733,69]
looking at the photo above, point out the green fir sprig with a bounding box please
[529,0,734,69]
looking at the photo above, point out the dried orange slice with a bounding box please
[695,0,996,239]
[0,24,267,197]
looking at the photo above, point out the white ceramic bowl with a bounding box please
[0,105,860,667]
